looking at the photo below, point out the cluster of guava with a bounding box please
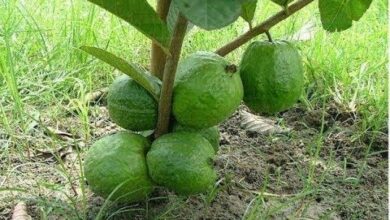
[83,40,303,203]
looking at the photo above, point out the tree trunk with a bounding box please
[154,14,188,138]
[150,0,171,79]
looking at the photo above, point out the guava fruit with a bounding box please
[84,132,153,203]
[271,0,293,7]
[240,41,304,114]
[173,52,244,129]
[173,124,220,153]
[107,75,157,131]
[146,132,216,195]
[175,52,223,80]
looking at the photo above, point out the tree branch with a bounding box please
[150,0,171,80]
[215,0,314,57]
[155,14,188,138]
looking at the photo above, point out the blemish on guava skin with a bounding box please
[225,64,237,74]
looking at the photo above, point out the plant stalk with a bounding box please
[154,14,188,138]
[215,0,314,57]
[150,0,171,80]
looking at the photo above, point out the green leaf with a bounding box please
[167,3,194,34]
[167,3,180,34]
[80,46,161,101]
[173,0,242,30]
[241,0,258,24]
[319,0,373,32]
[348,0,373,20]
[87,0,170,53]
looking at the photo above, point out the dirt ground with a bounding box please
[0,102,387,219]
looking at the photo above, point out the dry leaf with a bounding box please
[34,146,71,160]
[84,87,109,104]
[66,87,109,115]
[45,126,74,141]
[34,142,83,161]
[240,111,291,134]
[12,202,31,220]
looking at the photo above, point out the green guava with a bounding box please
[175,51,223,81]
[107,75,157,131]
[172,52,244,129]
[240,41,304,114]
[84,132,153,203]
[146,132,216,195]
[172,124,220,153]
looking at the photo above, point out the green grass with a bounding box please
[0,0,387,219]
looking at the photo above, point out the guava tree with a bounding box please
[80,0,372,203]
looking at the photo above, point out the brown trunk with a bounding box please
[150,0,171,80]
[154,14,188,138]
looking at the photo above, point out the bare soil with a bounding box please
[0,103,387,220]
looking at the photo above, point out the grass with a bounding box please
[0,0,387,219]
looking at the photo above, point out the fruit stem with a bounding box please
[265,31,273,43]
[214,0,314,57]
[225,64,238,74]
[155,14,188,138]
[150,0,171,80]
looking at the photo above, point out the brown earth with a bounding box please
[0,103,387,220]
